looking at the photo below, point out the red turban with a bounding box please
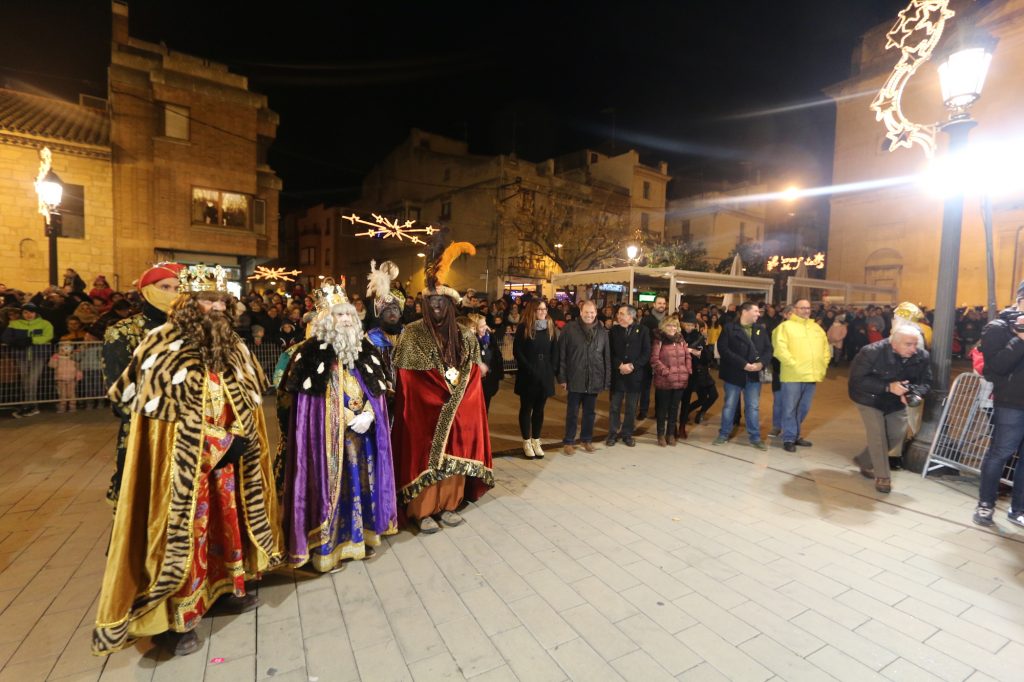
[137,263,184,291]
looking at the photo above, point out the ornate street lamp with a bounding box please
[625,244,639,261]
[34,147,64,286]
[927,30,995,406]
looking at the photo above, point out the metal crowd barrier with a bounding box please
[498,333,517,373]
[0,341,108,411]
[245,340,284,392]
[922,372,1018,486]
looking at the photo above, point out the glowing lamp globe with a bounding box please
[938,46,992,111]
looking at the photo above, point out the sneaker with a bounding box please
[439,510,464,527]
[417,516,441,534]
[1008,509,1024,528]
[712,436,728,446]
[750,441,768,451]
[973,503,995,527]
[531,438,545,459]
[23,407,39,417]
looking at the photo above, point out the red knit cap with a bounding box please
[137,263,184,290]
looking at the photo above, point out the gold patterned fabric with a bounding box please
[93,325,283,655]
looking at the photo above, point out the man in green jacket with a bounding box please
[772,299,830,452]
[2,304,54,417]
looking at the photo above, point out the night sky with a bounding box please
[3,1,904,210]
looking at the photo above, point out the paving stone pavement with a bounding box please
[1,370,1024,681]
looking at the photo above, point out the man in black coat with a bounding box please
[848,326,931,494]
[558,300,610,454]
[607,304,650,447]
[638,295,668,420]
[714,302,772,449]
[974,284,1024,527]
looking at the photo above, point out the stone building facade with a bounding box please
[0,1,280,294]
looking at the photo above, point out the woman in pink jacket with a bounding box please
[650,315,693,447]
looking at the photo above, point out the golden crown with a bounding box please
[313,278,349,313]
[177,264,229,293]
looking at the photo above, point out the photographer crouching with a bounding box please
[848,326,931,493]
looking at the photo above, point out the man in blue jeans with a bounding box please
[714,302,772,450]
[974,284,1024,527]
[772,299,830,452]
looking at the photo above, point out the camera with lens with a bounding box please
[901,382,927,407]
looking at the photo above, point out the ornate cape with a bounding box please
[280,337,398,568]
[93,324,283,655]
[392,320,493,504]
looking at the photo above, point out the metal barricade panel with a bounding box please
[923,372,1017,486]
[499,333,517,373]
[0,341,109,410]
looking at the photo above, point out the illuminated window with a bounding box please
[192,188,251,229]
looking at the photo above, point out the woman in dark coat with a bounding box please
[513,300,558,459]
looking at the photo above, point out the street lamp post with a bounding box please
[910,33,994,467]
[34,148,64,286]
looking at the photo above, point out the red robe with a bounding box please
[392,321,494,505]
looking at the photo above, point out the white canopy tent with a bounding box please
[784,276,897,306]
[551,266,775,313]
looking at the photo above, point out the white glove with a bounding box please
[349,411,375,434]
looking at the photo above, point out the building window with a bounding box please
[520,190,535,213]
[300,247,317,266]
[60,183,85,239]
[192,188,251,229]
[643,181,651,200]
[440,200,452,220]
[640,212,650,232]
[681,219,691,242]
[163,104,190,140]
[325,248,331,267]
[253,199,266,236]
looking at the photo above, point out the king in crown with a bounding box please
[278,278,398,572]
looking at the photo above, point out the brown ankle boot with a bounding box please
[667,434,677,446]
[657,435,667,447]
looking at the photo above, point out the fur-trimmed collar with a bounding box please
[285,336,389,397]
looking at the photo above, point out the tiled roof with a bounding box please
[0,88,110,148]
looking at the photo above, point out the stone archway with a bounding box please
[865,248,903,292]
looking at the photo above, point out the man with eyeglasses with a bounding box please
[771,299,831,452]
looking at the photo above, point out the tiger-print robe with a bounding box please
[92,323,284,655]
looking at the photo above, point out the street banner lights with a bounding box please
[870,0,995,466]
[34,147,64,286]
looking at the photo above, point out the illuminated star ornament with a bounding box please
[247,266,302,282]
[870,0,956,158]
[343,213,438,245]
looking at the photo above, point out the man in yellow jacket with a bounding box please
[772,299,831,452]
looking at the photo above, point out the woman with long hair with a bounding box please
[513,300,557,459]
[650,315,692,446]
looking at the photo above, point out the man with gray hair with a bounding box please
[607,304,651,447]
[848,325,931,494]
[558,299,611,454]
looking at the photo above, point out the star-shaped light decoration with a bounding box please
[342,213,439,245]
[247,266,303,282]
[871,0,956,159]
